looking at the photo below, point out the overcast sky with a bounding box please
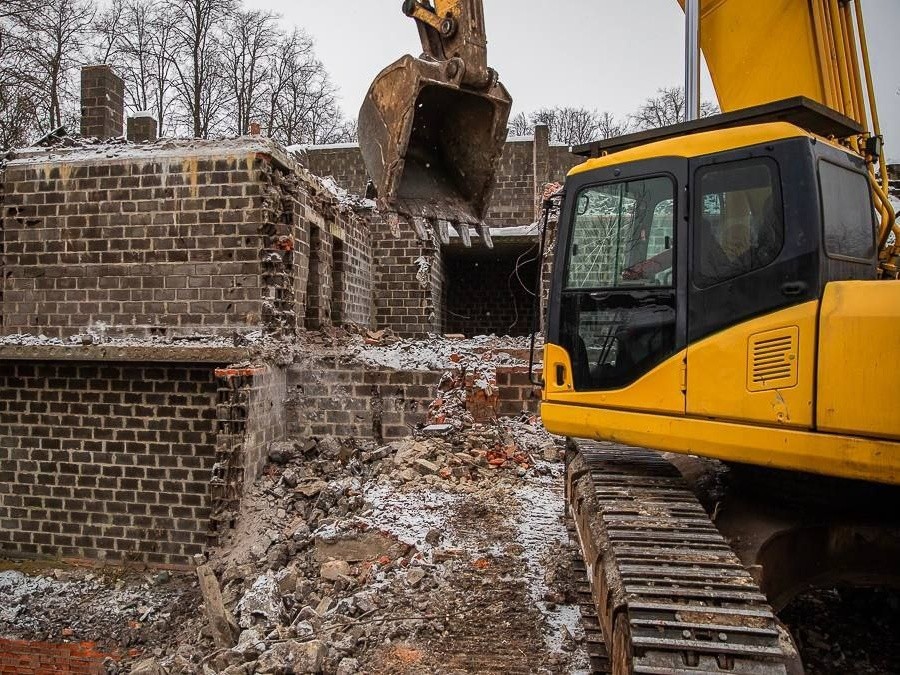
[259,0,899,159]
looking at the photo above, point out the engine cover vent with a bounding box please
[747,327,799,392]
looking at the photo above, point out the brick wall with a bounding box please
[0,361,219,566]
[302,145,369,198]
[209,365,286,544]
[287,357,539,443]
[80,65,124,141]
[0,139,374,338]
[287,357,443,442]
[0,638,119,674]
[371,214,443,337]
[442,244,539,337]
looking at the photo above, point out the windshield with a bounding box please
[565,176,675,289]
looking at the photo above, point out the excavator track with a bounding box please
[566,440,788,674]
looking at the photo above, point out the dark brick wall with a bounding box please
[287,357,443,442]
[1,150,273,337]
[302,146,368,198]
[0,141,374,339]
[442,244,539,337]
[286,357,539,443]
[0,361,219,566]
[371,214,443,337]
[210,365,286,544]
[127,115,157,143]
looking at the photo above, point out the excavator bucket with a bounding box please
[359,54,512,226]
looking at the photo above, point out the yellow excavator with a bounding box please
[360,1,899,673]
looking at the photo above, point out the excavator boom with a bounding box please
[359,0,511,227]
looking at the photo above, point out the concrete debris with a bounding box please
[0,331,589,673]
[129,658,167,675]
[319,560,351,581]
[197,564,240,647]
[255,640,326,674]
[236,574,284,629]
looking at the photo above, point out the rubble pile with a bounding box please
[0,567,200,662]
[0,410,587,674]
[350,334,532,372]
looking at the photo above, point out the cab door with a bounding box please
[547,159,688,415]
[685,142,819,429]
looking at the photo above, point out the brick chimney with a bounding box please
[127,112,158,143]
[80,65,125,140]
[532,123,550,221]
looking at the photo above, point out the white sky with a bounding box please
[259,0,899,159]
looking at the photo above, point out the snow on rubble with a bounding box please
[349,333,534,371]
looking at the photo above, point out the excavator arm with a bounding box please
[359,0,511,228]
[677,0,897,275]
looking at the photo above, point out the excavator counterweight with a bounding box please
[359,0,511,226]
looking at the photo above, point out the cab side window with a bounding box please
[819,160,876,261]
[694,158,784,288]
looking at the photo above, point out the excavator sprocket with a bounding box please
[567,440,791,674]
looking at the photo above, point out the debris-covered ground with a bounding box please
[0,408,589,674]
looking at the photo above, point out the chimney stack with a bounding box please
[127,112,158,143]
[80,65,125,140]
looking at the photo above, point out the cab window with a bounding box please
[566,176,675,289]
[694,158,784,288]
[819,160,876,261]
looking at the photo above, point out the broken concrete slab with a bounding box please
[197,564,239,648]
[320,560,351,581]
[314,529,409,563]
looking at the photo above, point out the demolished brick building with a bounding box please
[0,65,578,569]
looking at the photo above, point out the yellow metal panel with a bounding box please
[540,402,900,486]
[687,302,817,428]
[543,343,685,415]
[569,123,813,177]
[818,281,900,440]
[674,0,862,121]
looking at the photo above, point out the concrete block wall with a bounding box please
[0,361,219,566]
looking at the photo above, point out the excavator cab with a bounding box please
[359,0,511,226]
[541,98,900,486]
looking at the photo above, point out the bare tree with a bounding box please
[595,111,631,139]
[224,9,277,136]
[166,0,235,138]
[632,86,718,130]
[13,0,95,131]
[263,27,349,146]
[525,106,630,145]
[94,0,125,64]
[508,111,530,137]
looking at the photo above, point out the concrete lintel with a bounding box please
[0,344,249,364]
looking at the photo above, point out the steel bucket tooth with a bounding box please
[359,54,512,226]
